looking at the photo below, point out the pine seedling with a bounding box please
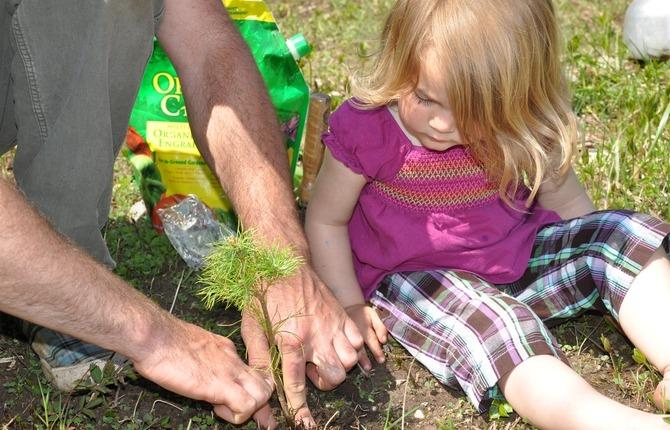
[198,229,303,426]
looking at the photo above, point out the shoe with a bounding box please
[23,322,128,391]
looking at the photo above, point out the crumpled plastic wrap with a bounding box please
[157,195,235,269]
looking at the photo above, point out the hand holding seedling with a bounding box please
[210,236,363,428]
[200,230,355,428]
[256,267,364,427]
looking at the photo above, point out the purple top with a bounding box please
[323,100,561,299]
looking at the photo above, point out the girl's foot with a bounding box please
[654,373,670,412]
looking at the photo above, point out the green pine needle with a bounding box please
[197,229,303,312]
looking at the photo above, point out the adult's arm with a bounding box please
[0,179,273,425]
[156,1,363,426]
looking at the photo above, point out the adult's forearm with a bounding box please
[158,1,306,254]
[0,179,166,362]
[196,85,303,250]
[191,57,300,244]
[157,9,362,415]
[0,180,277,422]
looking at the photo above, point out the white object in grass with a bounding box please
[623,0,670,59]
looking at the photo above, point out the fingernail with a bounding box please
[300,416,317,429]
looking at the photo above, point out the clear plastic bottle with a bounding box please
[623,0,670,59]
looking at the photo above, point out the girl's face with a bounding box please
[397,54,463,151]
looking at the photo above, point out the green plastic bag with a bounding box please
[126,0,310,231]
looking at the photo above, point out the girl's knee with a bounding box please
[587,210,661,256]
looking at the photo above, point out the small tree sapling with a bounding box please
[198,229,303,426]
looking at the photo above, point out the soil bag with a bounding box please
[125,0,311,232]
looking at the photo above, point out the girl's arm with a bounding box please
[537,166,596,219]
[306,149,388,369]
[305,149,367,308]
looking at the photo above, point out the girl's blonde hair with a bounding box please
[351,0,577,206]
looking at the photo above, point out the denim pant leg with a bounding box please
[2,0,163,266]
[0,0,18,150]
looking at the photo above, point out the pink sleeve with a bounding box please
[321,100,407,181]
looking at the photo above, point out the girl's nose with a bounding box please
[429,111,456,134]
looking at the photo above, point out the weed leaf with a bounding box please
[90,365,103,384]
[632,348,648,365]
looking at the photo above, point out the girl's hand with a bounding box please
[344,304,389,372]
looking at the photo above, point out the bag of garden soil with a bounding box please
[125,0,310,232]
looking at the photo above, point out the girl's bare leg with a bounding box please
[500,355,669,430]
[617,246,670,411]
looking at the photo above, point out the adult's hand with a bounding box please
[246,266,363,428]
[131,317,275,425]
[0,179,275,426]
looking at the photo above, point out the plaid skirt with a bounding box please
[370,210,670,413]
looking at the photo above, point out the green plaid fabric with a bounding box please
[371,210,670,412]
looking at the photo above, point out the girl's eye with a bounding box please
[413,92,432,106]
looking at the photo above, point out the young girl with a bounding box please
[304,1,670,429]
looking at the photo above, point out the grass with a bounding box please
[558,0,670,219]
[275,0,670,219]
[1,0,669,429]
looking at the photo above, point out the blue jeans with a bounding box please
[0,0,163,266]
